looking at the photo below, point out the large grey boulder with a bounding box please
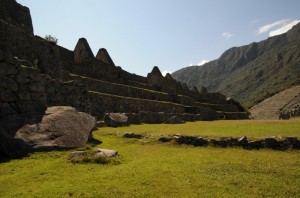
[165,116,185,124]
[104,113,129,127]
[15,106,96,150]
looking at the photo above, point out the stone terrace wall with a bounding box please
[195,102,241,112]
[88,91,186,117]
[58,46,74,63]
[66,73,196,106]
[197,93,228,104]
[0,50,47,118]
[62,61,149,87]
[0,19,62,79]
[44,76,91,113]
[0,0,33,35]
[62,61,119,83]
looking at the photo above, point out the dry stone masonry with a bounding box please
[0,0,250,157]
[0,0,249,121]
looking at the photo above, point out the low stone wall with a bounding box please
[0,50,47,118]
[222,112,249,120]
[196,102,241,112]
[198,93,228,104]
[138,112,201,124]
[88,91,186,117]
[160,135,300,151]
[185,106,220,121]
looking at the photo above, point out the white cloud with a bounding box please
[161,70,172,76]
[269,20,300,36]
[222,32,233,39]
[188,60,210,67]
[197,60,209,66]
[258,19,290,34]
[257,19,300,37]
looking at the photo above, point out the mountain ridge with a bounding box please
[172,23,300,108]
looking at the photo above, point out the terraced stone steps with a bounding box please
[88,91,185,116]
[62,70,248,120]
[65,72,196,106]
[250,86,300,119]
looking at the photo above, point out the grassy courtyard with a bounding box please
[0,119,299,197]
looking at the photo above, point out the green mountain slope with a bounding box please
[172,23,300,108]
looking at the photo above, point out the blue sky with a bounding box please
[17,0,300,77]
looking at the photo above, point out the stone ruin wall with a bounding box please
[0,18,62,80]
[0,0,248,121]
[0,50,91,120]
[65,73,196,106]
[88,92,186,117]
[0,0,33,35]
[0,50,47,118]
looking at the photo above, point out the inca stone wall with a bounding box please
[0,50,47,118]
[65,73,196,106]
[44,76,91,113]
[88,92,186,117]
[0,0,248,122]
[0,19,62,79]
[0,0,33,35]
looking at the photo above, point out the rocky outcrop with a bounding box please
[15,106,96,150]
[0,106,96,157]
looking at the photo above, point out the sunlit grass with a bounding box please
[0,119,299,197]
[96,118,300,139]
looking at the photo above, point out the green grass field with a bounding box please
[0,119,299,197]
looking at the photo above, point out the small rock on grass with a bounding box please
[123,132,143,139]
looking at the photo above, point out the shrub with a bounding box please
[44,34,58,44]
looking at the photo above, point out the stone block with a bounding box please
[5,55,19,65]
[28,82,45,93]
[0,90,17,102]
[17,91,30,101]
[0,103,18,116]
[16,101,47,115]
[0,62,18,75]
[18,66,29,77]
[18,83,28,91]
[0,51,4,61]
[28,68,42,81]
[46,85,55,93]
[16,75,30,84]
[0,76,18,91]
[30,92,47,102]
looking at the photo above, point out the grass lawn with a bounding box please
[0,119,299,197]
